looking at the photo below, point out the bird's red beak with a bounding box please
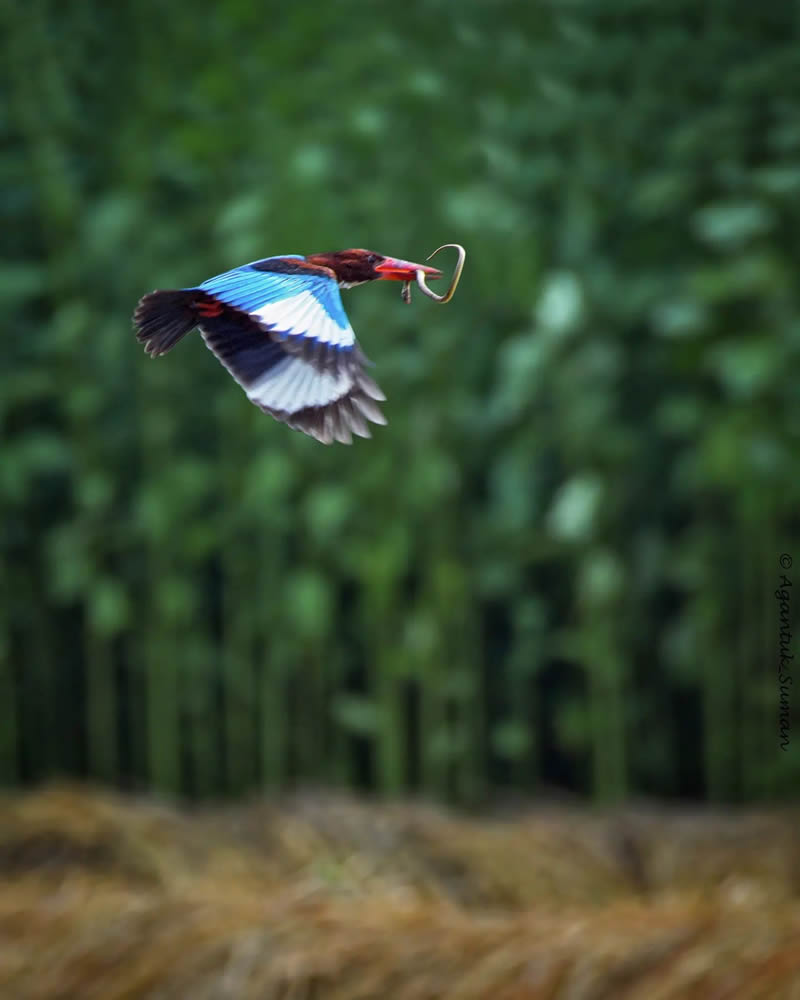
[374,256,442,282]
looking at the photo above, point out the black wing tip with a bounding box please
[259,387,388,445]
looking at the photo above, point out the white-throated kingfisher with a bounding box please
[133,250,442,444]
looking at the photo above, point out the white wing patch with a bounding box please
[247,355,354,413]
[251,290,355,349]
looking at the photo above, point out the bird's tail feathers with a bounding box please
[134,289,206,357]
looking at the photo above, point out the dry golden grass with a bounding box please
[0,785,798,998]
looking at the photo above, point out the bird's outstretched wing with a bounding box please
[198,257,386,444]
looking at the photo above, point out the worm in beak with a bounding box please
[413,244,465,304]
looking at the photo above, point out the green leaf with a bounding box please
[693,200,774,248]
[546,475,603,543]
[331,695,378,736]
[88,579,130,636]
[491,720,532,760]
[285,570,332,641]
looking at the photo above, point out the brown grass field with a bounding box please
[0,785,798,998]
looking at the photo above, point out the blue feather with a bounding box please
[198,258,351,334]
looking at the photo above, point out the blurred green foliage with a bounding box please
[1,0,799,802]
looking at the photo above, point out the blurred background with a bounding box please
[3,0,799,809]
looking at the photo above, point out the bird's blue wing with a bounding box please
[199,257,355,351]
[194,257,385,444]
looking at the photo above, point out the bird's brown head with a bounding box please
[307,249,442,288]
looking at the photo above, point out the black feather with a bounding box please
[133,289,207,357]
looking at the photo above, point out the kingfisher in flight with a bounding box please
[133,249,446,445]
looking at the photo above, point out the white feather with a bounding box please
[247,356,291,396]
[251,290,354,350]
[247,356,352,413]
[268,358,304,412]
[290,362,315,407]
